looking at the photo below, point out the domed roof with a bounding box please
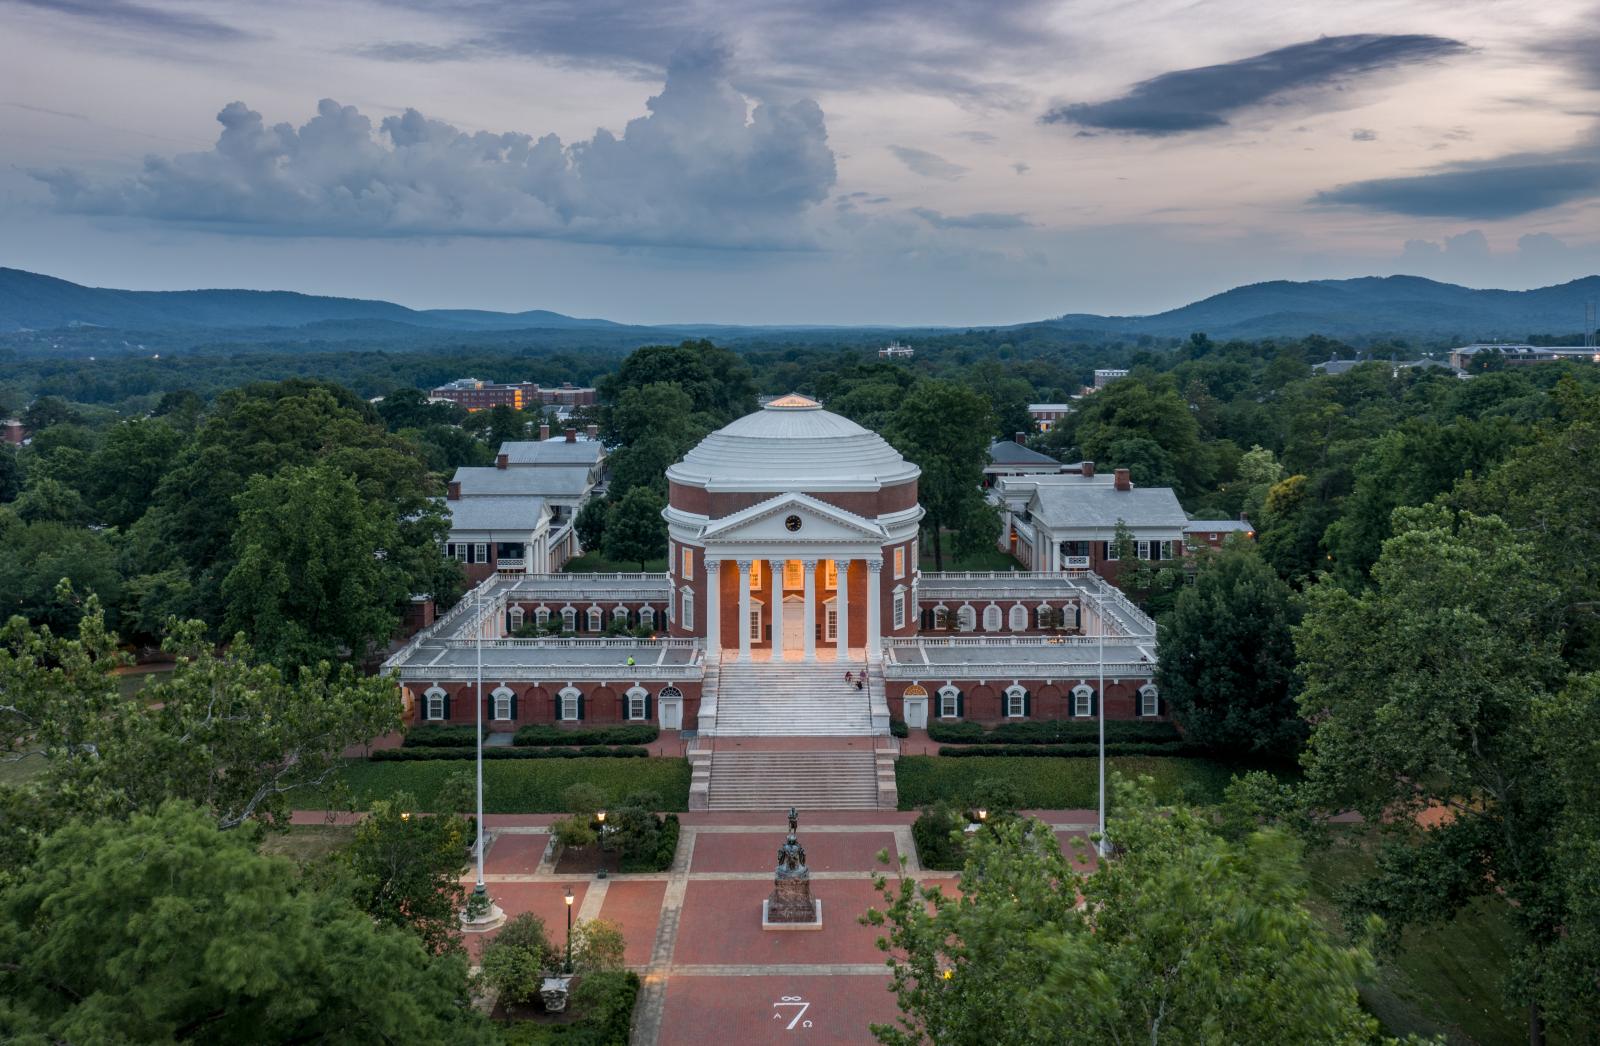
[667,394,920,492]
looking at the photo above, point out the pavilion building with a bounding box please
[387,394,1163,810]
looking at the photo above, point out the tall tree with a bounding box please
[866,779,1382,1045]
[889,380,996,571]
[598,340,757,427]
[0,802,489,1044]
[87,417,183,529]
[602,487,667,570]
[1156,543,1302,756]
[340,792,469,957]
[1295,505,1585,1040]
[222,462,439,666]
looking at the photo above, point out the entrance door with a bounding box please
[904,698,928,729]
[782,596,805,656]
[658,687,683,730]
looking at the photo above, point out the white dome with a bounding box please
[667,394,920,492]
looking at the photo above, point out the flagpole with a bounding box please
[1097,589,1107,857]
[475,584,487,896]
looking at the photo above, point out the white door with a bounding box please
[904,697,928,729]
[659,698,682,730]
[782,597,805,656]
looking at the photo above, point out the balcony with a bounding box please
[1062,555,1090,568]
[495,558,527,573]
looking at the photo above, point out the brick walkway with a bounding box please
[408,809,1098,1044]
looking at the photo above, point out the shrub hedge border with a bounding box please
[513,725,659,747]
[372,746,650,761]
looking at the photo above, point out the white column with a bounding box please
[769,558,786,660]
[705,558,721,662]
[802,559,817,662]
[737,559,752,662]
[865,557,883,662]
[835,558,850,661]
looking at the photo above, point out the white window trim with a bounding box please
[492,686,513,721]
[561,606,577,631]
[957,605,976,632]
[1140,684,1160,717]
[982,604,1002,633]
[559,687,581,721]
[626,687,648,721]
[639,607,655,629]
[535,606,550,626]
[474,542,488,564]
[587,607,603,631]
[1008,604,1028,632]
[1106,541,1120,562]
[424,687,446,721]
[681,587,694,631]
[938,686,960,718]
[1137,539,1151,560]
[1005,685,1027,718]
[892,589,906,629]
[1073,685,1094,718]
[612,605,629,624]
[749,598,765,640]
[824,598,838,641]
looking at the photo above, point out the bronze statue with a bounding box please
[766,806,818,924]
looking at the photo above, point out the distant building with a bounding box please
[429,378,597,411]
[1093,368,1129,389]
[984,435,1065,487]
[878,342,914,359]
[1,419,25,446]
[1312,358,1452,376]
[1447,344,1600,370]
[1028,403,1073,431]
[1183,520,1255,549]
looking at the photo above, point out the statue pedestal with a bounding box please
[762,898,823,931]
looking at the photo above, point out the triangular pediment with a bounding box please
[701,492,886,544]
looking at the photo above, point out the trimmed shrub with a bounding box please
[911,802,967,871]
[370,746,650,761]
[895,755,1261,810]
[401,725,485,748]
[926,720,1182,746]
[889,719,910,738]
[937,742,1210,758]
[323,758,693,813]
[514,725,659,747]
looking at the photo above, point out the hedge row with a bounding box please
[895,755,1254,810]
[619,813,680,874]
[371,746,651,761]
[513,724,659,747]
[318,758,692,812]
[937,742,1209,758]
[927,720,1181,745]
[401,725,485,748]
[889,719,910,739]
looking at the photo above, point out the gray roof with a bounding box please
[452,466,594,498]
[499,439,605,466]
[447,496,547,532]
[987,440,1061,467]
[1031,485,1188,530]
[1184,519,1253,533]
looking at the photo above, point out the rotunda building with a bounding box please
[664,394,923,661]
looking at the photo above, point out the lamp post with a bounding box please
[1096,588,1108,858]
[596,810,608,880]
[564,886,575,974]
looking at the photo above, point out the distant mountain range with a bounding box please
[4,266,1598,344]
[1049,275,1600,340]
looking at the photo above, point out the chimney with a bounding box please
[496,453,508,469]
[565,427,577,443]
[447,480,461,500]
[1014,431,1026,444]
[1114,468,1131,491]
[539,423,550,441]
[1081,461,1095,478]
[586,423,599,439]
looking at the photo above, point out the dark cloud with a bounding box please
[7,0,253,41]
[911,207,1030,229]
[889,145,967,180]
[1012,161,1030,174]
[1351,128,1377,141]
[1315,146,1600,219]
[360,0,1061,106]
[1044,33,1468,135]
[33,47,837,247]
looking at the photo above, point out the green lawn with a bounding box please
[258,824,357,866]
[895,755,1254,809]
[562,553,667,573]
[1302,833,1527,1044]
[305,757,692,813]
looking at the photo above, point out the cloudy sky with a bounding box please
[4,0,1600,324]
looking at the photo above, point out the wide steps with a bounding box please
[705,751,880,810]
[712,662,876,737]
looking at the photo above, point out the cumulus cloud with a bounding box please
[888,145,968,180]
[1043,34,1468,135]
[910,207,1031,229]
[32,46,836,248]
[1315,139,1600,219]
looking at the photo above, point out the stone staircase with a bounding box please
[703,747,885,811]
[707,660,876,736]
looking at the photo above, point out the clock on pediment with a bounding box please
[784,514,803,532]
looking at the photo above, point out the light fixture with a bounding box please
[975,808,988,822]
[564,887,575,907]
[400,811,411,822]
[596,810,607,824]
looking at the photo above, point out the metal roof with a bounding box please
[498,439,605,466]
[452,466,594,498]
[1031,486,1188,530]
[987,440,1061,467]
[447,496,547,532]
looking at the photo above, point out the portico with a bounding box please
[702,553,880,663]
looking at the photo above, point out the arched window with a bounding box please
[938,685,962,719]
[625,686,648,721]
[1008,605,1028,632]
[559,686,582,721]
[1072,684,1095,718]
[561,606,576,631]
[424,686,446,721]
[1139,684,1160,717]
[957,605,976,632]
[612,606,629,627]
[982,604,1002,632]
[535,606,551,627]
[508,606,524,631]
[1004,684,1028,718]
[933,605,949,629]
[491,686,514,721]
[587,607,604,632]
[1036,604,1053,630]
[639,606,655,630]
[659,685,683,701]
